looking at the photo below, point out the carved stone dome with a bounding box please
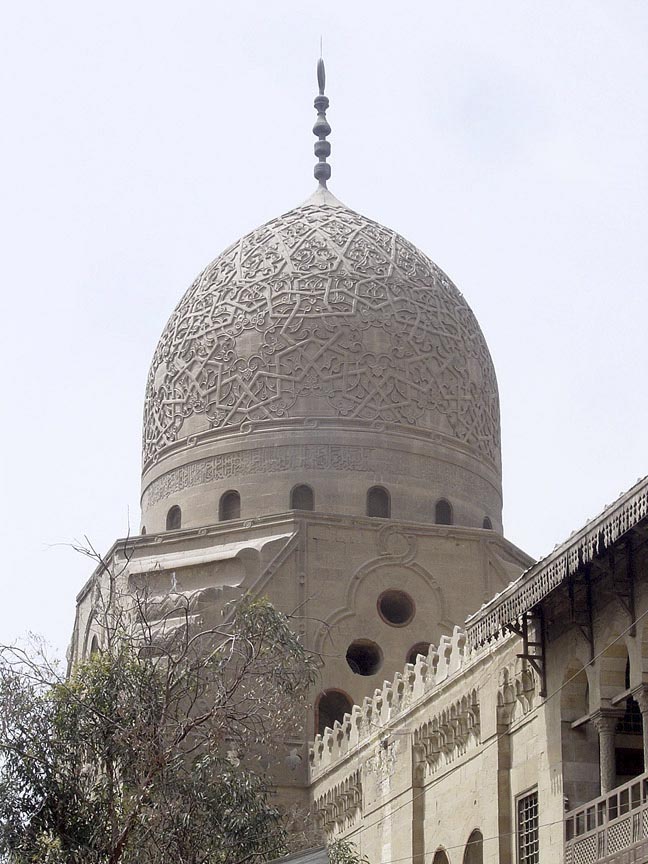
[141,188,502,533]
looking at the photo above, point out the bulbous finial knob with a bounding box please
[313,57,331,187]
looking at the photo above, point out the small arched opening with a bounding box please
[463,829,483,864]
[90,635,100,656]
[482,516,493,530]
[435,499,453,526]
[219,490,241,521]
[141,525,147,536]
[315,689,353,736]
[407,642,431,665]
[367,486,390,518]
[290,484,314,511]
[432,850,450,864]
[166,505,181,531]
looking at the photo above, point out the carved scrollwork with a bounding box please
[143,201,500,469]
[376,524,417,563]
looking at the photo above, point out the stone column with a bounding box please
[592,709,624,794]
[632,685,648,772]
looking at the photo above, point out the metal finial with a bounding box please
[313,57,331,187]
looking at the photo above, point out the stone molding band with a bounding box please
[141,442,501,509]
[141,414,501,478]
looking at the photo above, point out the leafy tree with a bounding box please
[0,595,319,864]
[328,839,370,864]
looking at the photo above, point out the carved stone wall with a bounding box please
[143,198,500,473]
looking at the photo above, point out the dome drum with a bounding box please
[140,424,502,533]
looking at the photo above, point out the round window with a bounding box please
[378,589,415,626]
[346,640,383,676]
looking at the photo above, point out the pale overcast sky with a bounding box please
[1,1,647,659]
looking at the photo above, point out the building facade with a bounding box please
[69,63,648,863]
[310,476,648,864]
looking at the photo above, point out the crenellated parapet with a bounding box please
[310,626,469,777]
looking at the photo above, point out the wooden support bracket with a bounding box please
[508,608,547,698]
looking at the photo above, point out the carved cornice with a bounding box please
[466,476,648,649]
[413,688,480,776]
[314,769,362,835]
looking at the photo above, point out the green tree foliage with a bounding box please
[0,596,319,864]
[328,839,370,864]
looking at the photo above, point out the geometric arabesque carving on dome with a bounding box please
[143,201,500,468]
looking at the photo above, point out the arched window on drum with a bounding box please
[290,484,314,511]
[367,486,390,518]
[166,505,181,531]
[219,491,241,521]
[435,498,453,526]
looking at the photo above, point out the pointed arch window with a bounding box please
[463,829,484,864]
[482,516,493,530]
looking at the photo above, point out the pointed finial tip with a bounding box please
[317,57,326,96]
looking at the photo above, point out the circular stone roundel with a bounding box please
[143,196,500,469]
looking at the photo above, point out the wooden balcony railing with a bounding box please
[565,771,648,863]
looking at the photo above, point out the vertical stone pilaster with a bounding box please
[592,710,624,794]
[496,707,514,864]
[411,749,426,864]
[632,685,648,771]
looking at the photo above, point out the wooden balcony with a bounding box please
[565,771,648,863]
